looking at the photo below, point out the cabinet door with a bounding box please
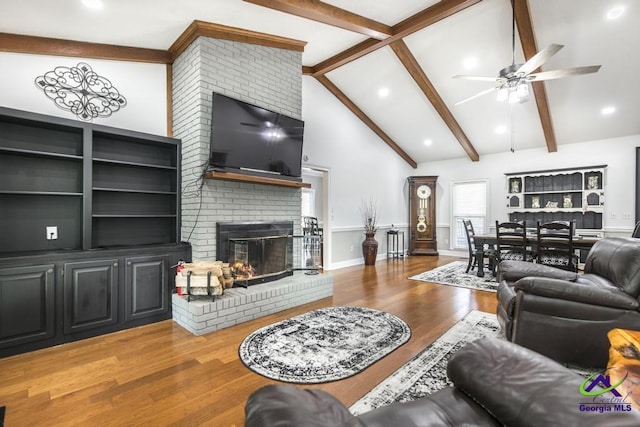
[0,265,55,348]
[125,255,169,322]
[64,260,118,334]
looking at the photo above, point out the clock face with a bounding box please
[417,184,431,199]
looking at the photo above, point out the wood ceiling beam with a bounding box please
[315,75,418,168]
[169,20,306,60]
[514,0,558,152]
[390,40,479,162]
[243,0,392,40]
[0,32,172,64]
[309,0,483,76]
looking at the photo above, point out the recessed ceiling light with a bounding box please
[606,5,625,20]
[423,139,433,146]
[601,105,616,115]
[82,0,103,10]
[378,87,390,98]
[495,125,507,134]
[463,57,477,70]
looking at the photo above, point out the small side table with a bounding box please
[386,230,405,259]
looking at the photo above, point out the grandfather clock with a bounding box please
[408,176,438,255]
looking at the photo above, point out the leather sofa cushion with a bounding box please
[515,276,640,310]
[585,237,640,297]
[498,260,578,283]
[448,338,640,426]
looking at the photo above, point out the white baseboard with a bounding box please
[325,252,393,270]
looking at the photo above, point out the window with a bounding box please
[301,188,315,217]
[451,180,488,250]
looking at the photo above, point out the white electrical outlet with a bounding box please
[46,226,58,240]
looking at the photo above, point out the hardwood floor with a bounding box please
[0,255,497,426]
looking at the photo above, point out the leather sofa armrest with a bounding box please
[514,277,640,310]
[498,260,578,283]
[447,338,640,426]
[245,385,363,427]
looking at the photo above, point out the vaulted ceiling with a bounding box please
[1,0,638,167]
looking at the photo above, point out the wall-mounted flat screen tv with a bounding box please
[209,92,304,179]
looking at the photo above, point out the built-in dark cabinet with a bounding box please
[0,106,181,255]
[0,107,191,358]
[0,244,189,358]
[0,265,55,349]
[64,260,119,334]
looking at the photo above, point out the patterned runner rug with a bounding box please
[239,306,411,384]
[409,260,498,292]
[349,310,500,414]
[349,310,594,415]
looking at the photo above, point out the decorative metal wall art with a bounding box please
[35,62,127,121]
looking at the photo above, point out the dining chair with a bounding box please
[462,219,494,274]
[495,221,534,268]
[536,221,577,272]
[632,220,640,238]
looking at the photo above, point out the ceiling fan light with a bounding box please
[516,82,529,98]
[508,90,520,104]
[496,87,508,102]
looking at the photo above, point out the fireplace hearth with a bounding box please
[216,221,294,286]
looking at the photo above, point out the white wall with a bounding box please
[302,76,416,268]
[0,52,167,135]
[412,134,640,251]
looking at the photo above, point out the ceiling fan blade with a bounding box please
[516,43,564,76]
[527,65,602,81]
[454,87,497,105]
[453,75,503,83]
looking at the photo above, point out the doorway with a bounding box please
[301,166,330,269]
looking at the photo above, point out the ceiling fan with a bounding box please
[453,1,601,105]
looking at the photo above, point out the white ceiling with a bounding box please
[1,0,638,164]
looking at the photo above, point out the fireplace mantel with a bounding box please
[204,170,311,188]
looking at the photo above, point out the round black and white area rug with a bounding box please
[238,306,411,383]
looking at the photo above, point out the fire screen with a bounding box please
[229,235,290,282]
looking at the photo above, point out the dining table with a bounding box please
[472,233,601,277]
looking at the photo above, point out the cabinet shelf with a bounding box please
[510,208,591,213]
[92,214,177,218]
[93,157,177,170]
[509,190,583,195]
[0,191,83,196]
[0,147,82,160]
[92,187,176,195]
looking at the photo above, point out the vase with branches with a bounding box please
[361,198,378,235]
[361,198,378,265]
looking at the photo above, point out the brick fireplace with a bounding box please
[172,36,304,261]
[170,32,333,335]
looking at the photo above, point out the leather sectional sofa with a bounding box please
[245,338,640,426]
[497,236,640,368]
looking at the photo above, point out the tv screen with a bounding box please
[209,93,304,178]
